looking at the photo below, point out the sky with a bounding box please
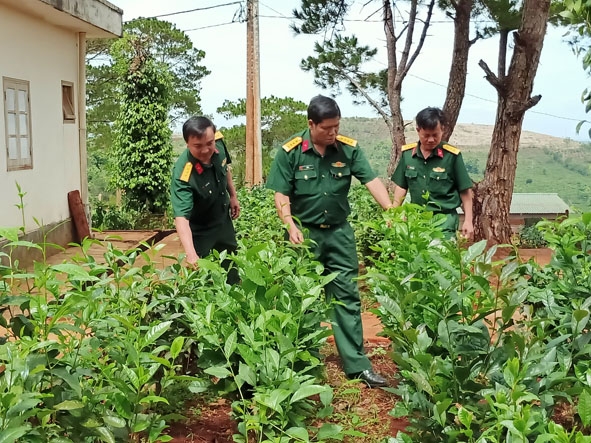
[111,0,591,141]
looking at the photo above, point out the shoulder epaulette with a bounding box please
[215,131,224,140]
[336,134,357,147]
[442,144,460,155]
[282,136,302,152]
[401,142,417,152]
[179,162,192,182]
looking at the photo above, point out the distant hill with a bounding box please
[339,117,591,213]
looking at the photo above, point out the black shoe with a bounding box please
[349,369,388,388]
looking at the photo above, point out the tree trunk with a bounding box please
[474,0,550,243]
[442,0,474,141]
[386,88,406,177]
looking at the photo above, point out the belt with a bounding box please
[436,209,459,215]
[303,222,343,230]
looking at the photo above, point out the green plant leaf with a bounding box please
[504,358,520,388]
[316,423,343,440]
[139,395,169,405]
[53,400,84,410]
[93,426,116,443]
[0,425,31,443]
[50,263,99,280]
[286,426,310,441]
[462,240,487,264]
[144,321,172,346]
[579,389,591,426]
[170,336,184,360]
[204,366,231,378]
[0,227,19,242]
[188,379,211,393]
[266,389,291,412]
[291,384,330,404]
[238,362,257,387]
[224,330,237,358]
[6,240,42,250]
[457,406,473,429]
[102,414,127,429]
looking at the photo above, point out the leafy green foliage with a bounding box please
[216,96,308,185]
[0,189,336,441]
[518,224,548,248]
[300,35,385,101]
[86,18,209,202]
[362,205,591,441]
[111,36,173,213]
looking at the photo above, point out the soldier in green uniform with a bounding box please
[266,95,392,388]
[170,116,240,283]
[391,107,474,239]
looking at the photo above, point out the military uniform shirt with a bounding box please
[391,141,472,213]
[266,129,377,225]
[170,137,232,229]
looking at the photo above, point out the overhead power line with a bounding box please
[183,21,239,32]
[407,73,583,122]
[146,1,242,19]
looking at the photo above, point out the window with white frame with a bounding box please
[3,77,32,170]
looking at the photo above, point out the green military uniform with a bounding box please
[266,129,376,376]
[391,141,472,237]
[170,131,238,282]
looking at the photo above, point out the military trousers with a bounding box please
[437,211,459,239]
[304,221,371,376]
[192,215,239,284]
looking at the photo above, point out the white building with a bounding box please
[0,0,122,264]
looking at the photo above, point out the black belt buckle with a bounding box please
[319,224,331,229]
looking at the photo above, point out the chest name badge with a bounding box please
[406,165,415,170]
[433,167,446,172]
[299,165,314,171]
[331,161,346,168]
[180,162,192,182]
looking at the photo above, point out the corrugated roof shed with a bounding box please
[510,193,570,215]
[456,193,570,215]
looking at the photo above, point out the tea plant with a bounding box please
[171,240,336,442]
[369,210,591,441]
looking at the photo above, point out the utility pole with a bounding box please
[245,0,263,186]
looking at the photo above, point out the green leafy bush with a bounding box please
[518,224,547,248]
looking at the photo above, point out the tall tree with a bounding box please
[86,18,209,200]
[216,96,308,185]
[294,0,435,175]
[441,0,480,141]
[473,0,552,243]
[111,36,173,213]
[293,0,490,176]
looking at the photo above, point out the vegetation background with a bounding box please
[164,117,591,215]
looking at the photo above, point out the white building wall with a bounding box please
[0,6,81,232]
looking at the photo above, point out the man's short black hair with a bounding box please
[308,95,341,124]
[416,107,446,130]
[182,116,216,142]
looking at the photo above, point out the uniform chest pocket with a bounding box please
[330,166,351,179]
[197,181,216,199]
[294,168,318,196]
[405,169,418,179]
[295,169,318,181]
[429,171,449,182]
